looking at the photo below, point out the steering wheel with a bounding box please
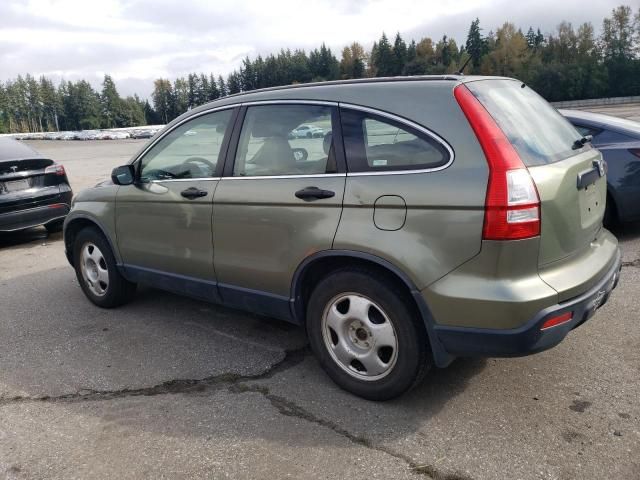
[184,157,216,170]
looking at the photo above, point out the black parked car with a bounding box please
[0,137,73,233]
[561,109,640,224]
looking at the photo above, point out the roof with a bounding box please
[178,74,512,121]
[130,74,515,162]
[0,136,46,162]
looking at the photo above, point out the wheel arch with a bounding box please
[291,250,454,367]
[63,215,120,267]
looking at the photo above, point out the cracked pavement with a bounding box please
[0,139,638,479]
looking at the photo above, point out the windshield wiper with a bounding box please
[572,135,592,150]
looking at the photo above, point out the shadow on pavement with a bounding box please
[0,226,60,249]
[609,220,640,240]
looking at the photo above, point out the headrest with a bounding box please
[252,121,289,138]
[323,131,333,155]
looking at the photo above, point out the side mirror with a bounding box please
[111,165,135,185]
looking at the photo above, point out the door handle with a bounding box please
[295,186,335,201]
[180,187,208,199]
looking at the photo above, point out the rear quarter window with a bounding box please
[466,80,583,167]
[340,108,450,173]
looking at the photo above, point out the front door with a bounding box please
[212,103,346,317]
[116,107,236,300]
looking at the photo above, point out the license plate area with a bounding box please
[578,180,605,227]
[2,179,30,193]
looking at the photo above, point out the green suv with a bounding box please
[64,76,622,400]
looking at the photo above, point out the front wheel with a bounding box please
[306,269,431,400]
[73,227,136,308]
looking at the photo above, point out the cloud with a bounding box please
[0,0,625,98]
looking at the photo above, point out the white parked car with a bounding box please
[288,124,325,139]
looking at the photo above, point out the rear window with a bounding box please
[466,80,583,167]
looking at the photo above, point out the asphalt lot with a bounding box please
[0,129,639,479]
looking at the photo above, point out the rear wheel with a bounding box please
[306,269,431,400]
[73,227,136,308]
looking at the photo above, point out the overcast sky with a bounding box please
[0,0,624,98]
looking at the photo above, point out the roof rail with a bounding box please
[223,75,462,100]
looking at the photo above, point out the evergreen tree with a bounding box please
[217,75,227,97]
[391,32,408,75]
[466,18,486,68]
[143,100,159,125]
[187,73,199,109]
[151,78,173,124]
[208,74,220,101]
[226,72,241,95]
[290,49,312,83]
[373,33,394,76]
[241,57,256,91]
[526,27,536,48]
[100,74,123,128]
[196,73,209,105]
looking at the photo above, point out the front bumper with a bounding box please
[0,202,70,232]
[434,249,622,357]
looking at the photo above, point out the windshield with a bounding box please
[466,79,583,167]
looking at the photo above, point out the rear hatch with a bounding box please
[465,79,616,298]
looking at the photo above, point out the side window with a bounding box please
[341,109,450,172]
[594,128,634,145]
[233,104,335,177]
[139,109,233,181]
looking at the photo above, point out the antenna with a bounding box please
[456,55,473,75]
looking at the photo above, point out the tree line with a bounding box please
[1,4,638,133]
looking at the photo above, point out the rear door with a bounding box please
[115,107,236,299]
[465,79,613,297]
[212,102,346,315]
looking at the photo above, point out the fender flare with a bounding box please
[63,214,121,267]
[290,249,454,367]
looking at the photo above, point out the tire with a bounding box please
[73,227,136,308]
[306,268,432,400]
[306,132,312,138]
[45,219,64,233]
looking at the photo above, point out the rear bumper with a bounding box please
[434,249,622,357]
[0,200,71,232]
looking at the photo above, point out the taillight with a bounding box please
[629,148,640,159]
[45,164,65,176]
[454,84,540,240]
